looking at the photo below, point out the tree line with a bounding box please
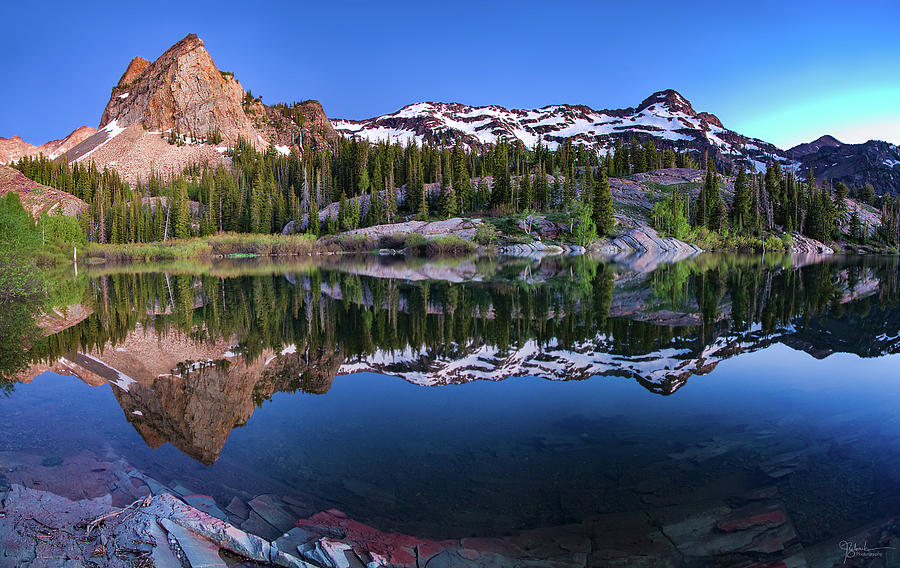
[12,134,900,249]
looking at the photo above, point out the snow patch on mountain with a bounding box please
[332,90,799,173]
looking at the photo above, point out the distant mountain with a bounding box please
[333,91,900,196]
[0,126,96,164]
[791,137,900,194]
[786,134,844,159]
[333,89,791,173]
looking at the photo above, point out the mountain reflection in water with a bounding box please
[8,254,899,467]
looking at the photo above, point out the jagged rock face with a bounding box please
[99,34,262,145]
[332,89,789,172]
[117,56,150,87]
[50,34,340,183]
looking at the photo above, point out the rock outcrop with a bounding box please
[99,34,262,145]
[598,226,702,271]
[0,135,37,164]
[788,232,834,254]
[334,217,484,241]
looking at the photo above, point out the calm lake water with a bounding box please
[2,253,900,563]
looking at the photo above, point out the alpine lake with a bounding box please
[2,252,900,567]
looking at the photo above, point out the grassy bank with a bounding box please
[81,233,327,262]
[76,231,481,262]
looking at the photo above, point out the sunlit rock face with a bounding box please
[99,34,260,145]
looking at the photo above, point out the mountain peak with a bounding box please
[99,33,255,142]
[160,33,205,59]
[116,56,150,88]
[636,89,695,114]
[787,134,845,159]
[812,134,843,146]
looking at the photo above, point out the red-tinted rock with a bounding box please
[717,509,787,532]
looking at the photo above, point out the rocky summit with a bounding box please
[98,34,262,144]
[2,34,338,185]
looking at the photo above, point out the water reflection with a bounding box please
[7,254,900,467]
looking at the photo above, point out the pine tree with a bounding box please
[663,148,676,169]
[339,192,349,230]
[582,162,594,200]
[731,166,750,232]
[592,165,614,236]
[309,191,320,236]
[451,145,471,213]
[534,163,548,210]
[491,141,511,209]
[703,158,724,230]
[173,180,191,239]
[631,136,646,173]
[439,177,457,219]
[522,168,535,211]
[418,178,429,218]
[476,177,490,210]
[369,183,384,225]
[385,162,396,223]
[614,139,628,176]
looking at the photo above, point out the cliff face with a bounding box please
[99,34,261,145]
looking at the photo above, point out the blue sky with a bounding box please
[2,0,898,149]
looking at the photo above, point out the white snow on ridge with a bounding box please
[334,100,710,151]
[79,352,136,392]
[275,144,291,156]
[338,337,698,389]
[331,98,803,171]
[118,92,130,99]
[75,119,127,163]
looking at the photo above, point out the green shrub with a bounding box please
[333,234,376,252]
[425,235,476,256]
[764,234,786,252]
[474,223,499,245]
[377,233,408,250]
[404,233,427,251]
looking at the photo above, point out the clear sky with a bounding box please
[2,0,898,149]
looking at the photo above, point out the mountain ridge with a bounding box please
[1,34,898,195]
[332,89,900,195]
